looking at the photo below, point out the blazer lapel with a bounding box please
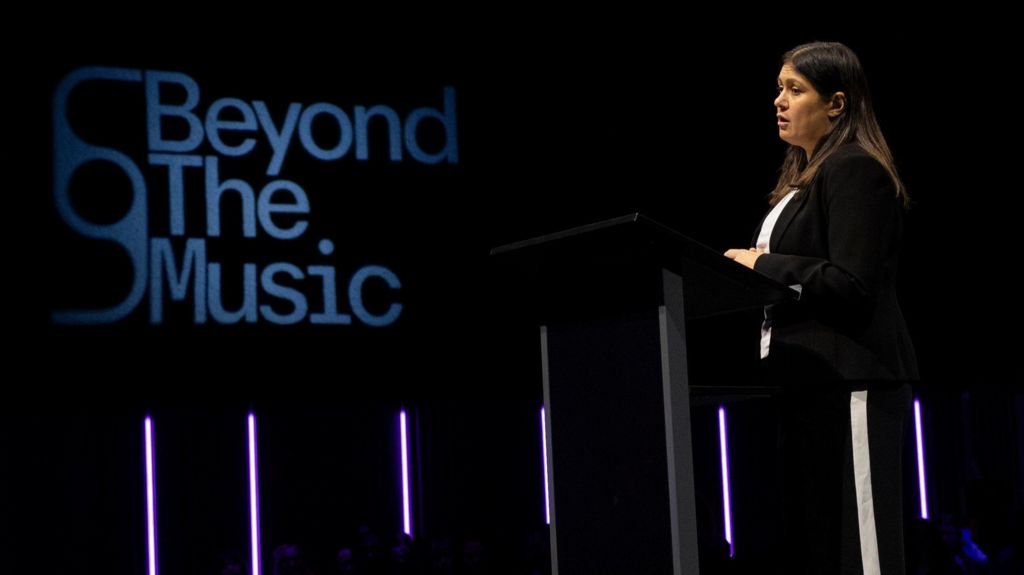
[768,190,806,252]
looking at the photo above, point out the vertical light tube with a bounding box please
[914,399,929,519]
[400,409,412,537]
[541,406,550,525]
[144,416,158,575]
[248,413,262,575]
[718,406,734,556]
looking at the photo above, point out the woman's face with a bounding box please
[774,64,835,156]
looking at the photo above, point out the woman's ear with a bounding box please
[828,92,847,118]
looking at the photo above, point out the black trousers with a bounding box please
[774,381,911,574]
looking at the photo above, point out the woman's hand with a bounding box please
[724,247,765,270]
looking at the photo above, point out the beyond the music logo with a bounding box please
[53,67,459,327]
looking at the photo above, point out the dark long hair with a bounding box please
[770,42,908,207]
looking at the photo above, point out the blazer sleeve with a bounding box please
[753,152,900,316]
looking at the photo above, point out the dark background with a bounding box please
[4,13,1020,573]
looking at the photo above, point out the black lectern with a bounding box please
[491,214,793,574]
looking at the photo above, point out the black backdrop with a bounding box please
[4,13,1020,574]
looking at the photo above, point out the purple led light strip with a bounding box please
[144,416,158,575]
[400,410,412,537]
[718,406,734,557]
[248,413,263,575]
[914,399,929,519]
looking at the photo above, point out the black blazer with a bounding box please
[752,144,918,380]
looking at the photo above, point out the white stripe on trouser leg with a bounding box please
[850,390,881,575]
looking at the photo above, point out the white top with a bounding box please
[758,190,798,359]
